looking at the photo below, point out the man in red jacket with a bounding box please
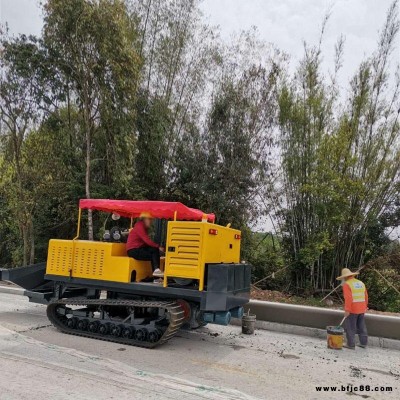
[126,212,164,277]
[336,268,368,349]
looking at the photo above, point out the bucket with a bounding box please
[327,326,344,350]
[242,313,256,335]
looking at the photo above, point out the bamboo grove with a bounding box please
[0,0,399,309]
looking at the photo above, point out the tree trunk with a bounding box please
[22,224,29,267]
[29,219,35,265]
[86,129,93,240]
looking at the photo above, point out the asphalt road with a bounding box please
[0,293,399,400]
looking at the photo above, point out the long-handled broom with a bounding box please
[336,316,346,329]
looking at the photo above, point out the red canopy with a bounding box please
[79,199,215,222]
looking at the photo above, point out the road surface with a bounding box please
[0,292,398,399]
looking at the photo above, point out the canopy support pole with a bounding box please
[70,207,82,279]
[73,208,82,240]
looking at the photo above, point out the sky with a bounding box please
[0,0,398,87]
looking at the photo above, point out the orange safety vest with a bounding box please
[343,278,368,314]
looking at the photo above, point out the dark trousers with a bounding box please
[127,247,160,272]
[345,313,368,348]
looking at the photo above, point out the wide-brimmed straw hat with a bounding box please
[336,268,359,280]
[139,211,153,219]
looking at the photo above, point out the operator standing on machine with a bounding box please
[126,212,164,277]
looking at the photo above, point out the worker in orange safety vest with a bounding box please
[336,268,368,349]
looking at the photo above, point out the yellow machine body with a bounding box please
[164,221,241,290]
[45,221,241,291]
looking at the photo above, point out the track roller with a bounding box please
[122,327,134,339]
[110,324,123,337]
[98,323,110,335]
[134,327,147,341]
[77,319,88,330]
[88,321,99,333]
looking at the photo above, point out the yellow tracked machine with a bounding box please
[0,200,251,347]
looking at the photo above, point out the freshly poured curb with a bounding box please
[242,300,400,350]
[231,319,400,350]
[244,300,400,340]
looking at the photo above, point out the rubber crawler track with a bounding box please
[47,298,186,348]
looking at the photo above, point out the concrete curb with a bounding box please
[0,285,24,296]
